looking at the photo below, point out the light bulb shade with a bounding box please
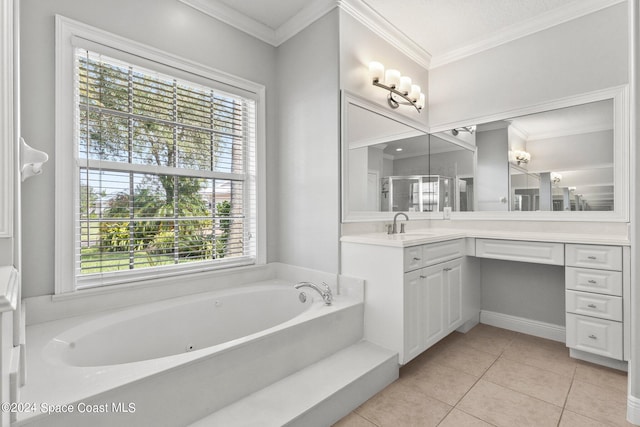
[513,150,531,163]
[416,93,425,109]
[384,69,401,88]
[369,61,384,82]
[408,84,421,102]
[398,76,412,94]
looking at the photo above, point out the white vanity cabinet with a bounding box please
[565,244,629,361]
[404,257,463,362]
[341,238,476,365]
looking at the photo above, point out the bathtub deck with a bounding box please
[189,340,398,427]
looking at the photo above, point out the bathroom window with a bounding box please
[55,17,264,292]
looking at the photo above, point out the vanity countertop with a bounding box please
[340,228,631,248]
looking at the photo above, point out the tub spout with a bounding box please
[294,281,333,305]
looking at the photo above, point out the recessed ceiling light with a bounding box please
[396,148,403,152]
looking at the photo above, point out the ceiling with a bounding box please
[181,0,623,67]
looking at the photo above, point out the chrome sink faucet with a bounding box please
[294,281,333,305]
[390,212,409,234]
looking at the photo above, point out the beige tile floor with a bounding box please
[334,324,634,427]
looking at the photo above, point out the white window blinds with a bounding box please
[75,48,257,285]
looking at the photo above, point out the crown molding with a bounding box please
[337,0,432,69]
[179,0,276,45]
[275,0,336,45]
[180,0,336,46]
[430,0,626,68]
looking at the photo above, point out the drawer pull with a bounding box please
[419,275,426,279]
[443,268,452,272]
[413,257,421,261]
[588,334,598,340]
[587,304,597,309]
[587,256,597,260]
[587,280,597,284]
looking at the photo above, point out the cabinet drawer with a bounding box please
[565,267,622,296]
[423,239,465,267]
[403,239,464,272]
[566,290,622,321]
[565,244,622,271]
[404,246,423,272]
[475,239,564,265]
[566,313,622,360]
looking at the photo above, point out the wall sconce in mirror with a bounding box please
[20,137,49,181]
[368,61,425,113]
[511,150,531,165]
[551,172,562,185]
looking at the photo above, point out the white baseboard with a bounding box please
[569,348,627,371]
[480,310,565,342]
[628,394,640,426]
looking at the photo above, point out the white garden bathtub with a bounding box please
[45,285,314,367]
[17,278,364,426]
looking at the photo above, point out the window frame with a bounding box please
[55,16,266,294]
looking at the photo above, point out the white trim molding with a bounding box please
[55,16,267,293]
[628,394,640,425]
[179,0,622,72]
[480,310,566,343]
[179,0,336,47]
[0,266,19,312]
[0,0,14,238]
[337,0,431,70]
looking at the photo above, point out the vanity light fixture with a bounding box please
[551,172,562,185]
[369,61,425,113]
[513,150,531,165]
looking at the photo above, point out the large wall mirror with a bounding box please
[342,93,475,221]
[342,86,629,222]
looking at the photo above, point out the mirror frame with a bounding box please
[341,85,630,223]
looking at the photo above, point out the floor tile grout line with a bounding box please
[441,334,511,424]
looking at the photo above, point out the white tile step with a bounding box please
[189,340,398,427]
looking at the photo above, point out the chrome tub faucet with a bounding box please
[294,281,333,305]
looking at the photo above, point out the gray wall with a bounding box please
[275,10,340,273]
[481,259,565,325]
[20,0,278,297]
[429,3,629,128]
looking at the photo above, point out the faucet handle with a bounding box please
[386,224,393,234]
[400,223,406,234]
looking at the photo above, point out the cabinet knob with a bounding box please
[587,304,597,309]
[587,280,597,284]
[588,334,598,340]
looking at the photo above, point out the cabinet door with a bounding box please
[423,264,446,348]
[403,269,425,362]
[445,259,463,329]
